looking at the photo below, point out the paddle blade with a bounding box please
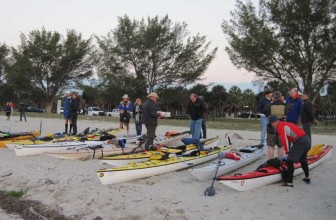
[204,186,216,196]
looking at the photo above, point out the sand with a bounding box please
[0,115,335,220]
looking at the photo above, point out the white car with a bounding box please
[106,109,120,117]
[87,107,106,116]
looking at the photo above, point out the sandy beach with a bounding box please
[0,115,335,220]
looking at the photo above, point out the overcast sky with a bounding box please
[0,0,257,90]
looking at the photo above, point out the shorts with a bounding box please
[267,133,283,148]
[286,135,311,163]
[63,112,70,120]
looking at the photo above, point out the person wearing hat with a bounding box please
[257,88,273,145]
[187,93,206,140]
[264,91,290,159]
[286,88,303,125]
[270,115,311,187]
[69,91,80,135]
[301,91,315,140]
[63,91,72,134]
[142,92,164,150]
[118,94,133,136]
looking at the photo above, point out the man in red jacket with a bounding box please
[270,115,311,187]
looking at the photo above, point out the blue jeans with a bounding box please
[260,116,268,145]
[135,122,142,136]
[190,119,203,140]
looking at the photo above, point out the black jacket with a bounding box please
[133,104,144,122]
[142,99,159,126]
[70,97,80,116]
[301,99,314,123]
[18,103,27,112]
[257,96,272,114]
[187,98,205,120]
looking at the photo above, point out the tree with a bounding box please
[0,43,9,83]
[222,0,336,102]
[5,28,92,112]
[95,15,218,92]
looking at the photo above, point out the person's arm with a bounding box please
[297,99,303,119]
[148,102,159,118]
[277,125,290,154]
[264,104,271,116]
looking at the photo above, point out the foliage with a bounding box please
[4,28,92,112]
[223,0,336,102]
[95,15,218,92]
[3,189,26,197]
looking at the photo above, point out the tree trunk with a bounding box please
[45,101,53,113]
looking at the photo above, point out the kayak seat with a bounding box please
[182,150,200,157]
[239,148,255,153]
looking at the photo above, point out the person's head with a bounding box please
[122,94,129,102]
[136,98,142,105]
[147,92,159,103]
[65,91,71,98]
[273,91,282,100]
[72,91,78,99]
[269,115,279,127]
[301,91,309,101]
[190,93,197,103]
[264,88,273,99]
[289,88,298,99]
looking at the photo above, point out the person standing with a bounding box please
[257,88,273,145]
[270,115,311,187]
[8,101,15,114]
[18,102,27,122]
[143,92,163,150]
[286,88,303,125]
[119,94,133,136]
[187,93,206,140]
[301,92,314,140]
[133,98,144,136]
[198,96,207,139]
[5,102,11,120]
[264,91,289,159]
[63,91,72,134]
[69,92,80,135]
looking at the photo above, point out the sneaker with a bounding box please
[302,178,311,184]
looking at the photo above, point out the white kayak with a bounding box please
[189,144,267,181]
[97,144,232,185]
[45,144,143,160]
[216,145,333,191]
[14,140,109,157]
[99,137,219,167]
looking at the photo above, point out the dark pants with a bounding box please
[201,120,206,139]
[70,114,78,135]
[145,124,156,150]
[285,135,311,183]
[302,122,312,140]
[135,122,142,136]
[20,112,27,122]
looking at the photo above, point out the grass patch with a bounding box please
[3,189,26,198]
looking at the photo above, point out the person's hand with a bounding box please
[159,112,165,118]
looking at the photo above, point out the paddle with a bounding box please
[204,151,225,197]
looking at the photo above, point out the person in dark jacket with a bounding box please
[143,93,164,150]
[301,92,314,140]
[63,91,72,134]
[18,102,27,122]
[187,93,205,140]
[133,98,144,136]
[264,91,290,159]
[119,94,133,136]
[69,92,80,135]
[257,88,273,145]
[5,102,11,120]
[286,88,303,125]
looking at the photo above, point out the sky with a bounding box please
[0,0,259,92]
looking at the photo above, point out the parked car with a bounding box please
[158,111,171,119]
[57,107,64,114]
[26,106,44,113]
[106,108,134,117]
[87,107,106,116]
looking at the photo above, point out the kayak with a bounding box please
[217,145,333,191]
[45,143,143,160]
[5,128,124,150]
[189,144,267,181]
[0,131,41,147]
[14,140,111,157]
[45,131,192,161]
[99,137,219,166]
[97,145,232,185]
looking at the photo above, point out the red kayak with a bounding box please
[217,145,333,191]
